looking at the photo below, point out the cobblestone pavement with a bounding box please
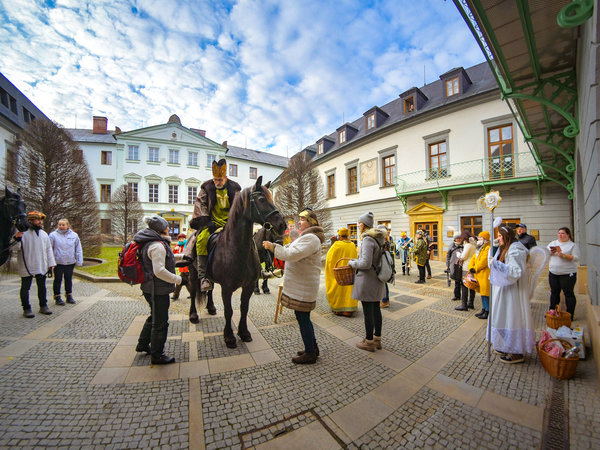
[0,261,598,449]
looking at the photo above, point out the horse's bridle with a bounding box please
[249,190,280,232]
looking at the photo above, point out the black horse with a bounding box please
[189,177,286,348]
[0,188,29,267]
[252,225,282,294]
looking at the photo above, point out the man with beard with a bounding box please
[14,211,56,318]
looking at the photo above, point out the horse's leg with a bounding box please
[262,278,270,294]
[188,263,199,324]
[237,284,254,342]
[222,288,237,348]
[254,278,261,294]
[206,290,216,315]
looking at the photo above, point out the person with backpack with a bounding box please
[49,218,83,305]
[446,232,463,301]
[13,211,56,318]
[378,225,393,308]
[347,212,386,352]
[134,216,182,365]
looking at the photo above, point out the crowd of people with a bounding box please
[9,164,582,368]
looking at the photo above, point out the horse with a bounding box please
[189,177,286,348]
[252,225,282,294]
[0,187,29,267]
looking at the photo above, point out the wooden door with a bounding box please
[415,222,439,259]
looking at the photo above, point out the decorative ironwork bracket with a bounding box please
[557,0,594,28]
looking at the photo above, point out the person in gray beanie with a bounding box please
[133,216,182,364]
[358,212,374,229]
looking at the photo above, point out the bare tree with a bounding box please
[274,151,332,235]
[111,184,144,246]
[16,118,101,255]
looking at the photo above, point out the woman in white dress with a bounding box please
[488,226,535,364]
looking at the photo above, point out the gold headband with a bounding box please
[212,159,227,178]
[299,210,317,225]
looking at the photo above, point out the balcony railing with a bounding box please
[395,151,541,195]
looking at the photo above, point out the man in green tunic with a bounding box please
[188,158,241,292]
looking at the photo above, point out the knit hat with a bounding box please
[337,227,349,237]
[358,212,374,228]
[453,232,461,239]
[478,231,491,241]
[144,216,169,233]
[27,211,46,221]
[401,231,407,237]
[177,232,187,239]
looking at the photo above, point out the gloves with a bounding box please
[470,268,475,274]
[207,222,218,233]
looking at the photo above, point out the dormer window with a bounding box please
[446,76,459,96]
[367,113,375,130]
[318,142,324,155]
[339,129,346,144]
[404,97,415,113]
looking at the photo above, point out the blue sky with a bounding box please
[0,0,484,156]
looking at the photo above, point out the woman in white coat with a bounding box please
[263,208,325,364]
[488,226,534,364]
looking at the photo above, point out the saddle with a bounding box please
[206,230,221,278]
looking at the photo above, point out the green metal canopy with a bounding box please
[453,0,594,199]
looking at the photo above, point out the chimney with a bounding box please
[93,116,108,134]
[221,140,228,149]
[190,128,206,137]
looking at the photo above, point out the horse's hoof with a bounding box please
[263,289,270,294]
[238,332,253,343]
[225,337,237,349]
[189,313,199,324]
[253,289,261,295]
[207,308,217,316]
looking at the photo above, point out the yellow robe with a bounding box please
[325,239,359,312]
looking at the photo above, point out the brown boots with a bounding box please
[356,339,376,352]
[292,352,317,364]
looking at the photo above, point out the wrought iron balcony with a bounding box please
[395,151,542,210]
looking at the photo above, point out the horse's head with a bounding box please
[249,177,287,237]
[1,187,29,232]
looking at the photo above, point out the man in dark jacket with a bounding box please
[446,232,463,301]
[134,216,182,365]
[184,158,241,292]
[516,223,537,249]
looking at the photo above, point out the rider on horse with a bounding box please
[184,158,241,292]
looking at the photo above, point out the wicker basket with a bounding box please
[545,305,572,329]
[537,338,579,380]
[334,258,355,286]
[462,272,480,293]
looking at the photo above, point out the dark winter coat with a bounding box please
[134,229,178,296]
[348,228,387,302]
[190,179,242,230]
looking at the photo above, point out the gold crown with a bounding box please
[212,159,227,178]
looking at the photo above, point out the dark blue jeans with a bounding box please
[361,301,382,340]
[381,284,389,303]
[53,263,75,295]
[20,274,48,310]
[138,293,170,358]
[294,310,316,354]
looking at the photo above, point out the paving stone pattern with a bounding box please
[198,335,249,360]
[350,387,542,449]
[133,340,189,366]
[239,409,318,448]
[392,294,424,305]
[428,298,481,317]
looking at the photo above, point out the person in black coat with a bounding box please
[516,223,537,249]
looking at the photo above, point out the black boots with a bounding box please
[66,294,76,304]
[475,310,489,319]
[136,343,151,354]
[151,354,175,365]
[39,305,53,315]
[455,300,469,311]
[467,301,474,310]
[54,294,65,306]
[23,308,35,318]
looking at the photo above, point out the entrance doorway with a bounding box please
[167,219,181,240]
[415,222,439,259]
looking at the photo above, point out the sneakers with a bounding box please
[297,345,320,357]
[426,275,432,279]
[373,336,382,350]
[356,339,376,352]
[39,306,53,315]
[500,353,524,364]
[23,308,35,318]
[415,280,425,284]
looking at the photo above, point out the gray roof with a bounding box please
[226,145,288,168]
[312,61,496,160]
[66,128,117,144]
[0,72,49,129]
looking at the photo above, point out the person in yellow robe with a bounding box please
[325,228,358,316]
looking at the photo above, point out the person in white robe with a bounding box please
[487,225,534,364]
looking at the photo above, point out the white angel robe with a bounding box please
[487,241,535,354]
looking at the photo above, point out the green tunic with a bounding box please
[196,188,230,256]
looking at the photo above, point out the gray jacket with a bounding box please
[348,228,386,302]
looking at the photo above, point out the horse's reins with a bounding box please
[0,207,27,256]
[249,191,280,232]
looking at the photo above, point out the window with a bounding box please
[488,124,514,179]
[404,97,415,113]
[339,129,346,144]
[382,155,395,187]
[327,174,335,199]
[249,167,257,179]
[317,142,323,155]
[127,219,138,235]
[229,163,238,177]
[348,223,358,245]
[446,77,459,96]
[22,107,34,123]
[168,149,179,164]
[188,186,197,204]
[347,166,357,194]
[0,87,7,107]
[494,218,520,236]
[127,182,138,201]
[148,147,159,162]
[100,219,112,234]
[206,153,216,167]
[461,216,483,237]
[188,151,198,166]
[428,141,449,178]
[148,184,159,203]
[5,143,17,182]
[127,145,139,161]
[100,184,111,202]
[367,113,375,130]
[168,185,178,203]
[101,151,112,165]
[9,96,17,114]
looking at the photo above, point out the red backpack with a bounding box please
[118,241,150,285]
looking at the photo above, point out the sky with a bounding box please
[0,0,485,157]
